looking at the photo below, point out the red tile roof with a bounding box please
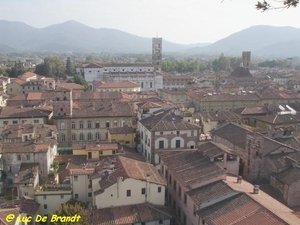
[92,203,172,225]
[94,81,140,89]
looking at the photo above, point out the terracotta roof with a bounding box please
[197,192,288,225]
[272,165,300,185]
[0,208,19,224]
[234,106,271,115]
[72,91,125,101]
[72,143,119,151]
[92,203,172,225]
[56,83,85,90]
[1,142,51,154]
[195,111,240,122]
[224,175,300,225]
[108,126,135,134]
[82,63,153,68]
[10,78,26,85]
[0,106,52,118]
[229,67,254,78]
[69,100,134,118]
[198,142,235,158]
[94,80,140,89]
[27,92,43,100]
[157,150,225,187]
[187,180,234,206]
[19,196,40,215]
[137,101,162,109]
[139,109,200,132]
[18,72,38,80]
[69,168,95,175]
[253,114,300,125]
[14,163,39,184]
[96,156,166,195]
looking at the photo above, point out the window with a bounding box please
[176,140,181,148]
[99,151,103,155]
[95,121,100,128]
[3,121,8,125]
[173,180,176,190]
[61,134,66,142]
[79,121,84,129]
[26,155,30,161]
[79,133,84,141]
[13,120,18,124]
[43,195,47,200]
[184,193,187,205]
[88,192,92,197]
[95,132,100,140]
[159,140,164,149]
[159,220,163,224]
[74,176,78,181]
[150,82,153,88]
[169,174,172,184]
[72,133,76,141]
[112,150,116,154]
[127,190,131,197]
[44,204,47,209]
[60,195,64,199]
[106,121,110,128]
[176,131,180,136]
[75,194,78,199]
[87,133,92,141]
[178,187,181,197]
[113,120,118,127]
[60,122,66,129]
[71,122,76,129]
[34,120,39,124]
[141,188,146,195]
[24,192,28,196]
[87,121,92,129]
[17,155,21,161]
[158,187,162,193]
[160,131,163,135]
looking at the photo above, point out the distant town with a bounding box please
[0,37,300,225]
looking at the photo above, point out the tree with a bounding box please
[6,60,26,78]
[53,199,91,225]
[66,57,72,75]
[35,57,66,79]
[256,0,299,11]
[50,160,59,174]
[0,68,6,75]
[74,74,89,91]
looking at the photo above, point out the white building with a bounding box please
[76,37,163,91]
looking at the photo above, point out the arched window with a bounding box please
[79,121,84,129]
[60,122,66,130]
[71,133,76,141]
[106,120,110,128]
[79,133,84,141]
[122,120,126,127]
[87,133,92,141]
[113,120,118,127]
[71,122,76,129]
[87,121,92,129]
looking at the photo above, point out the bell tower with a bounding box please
[152,37,162,73]
[242,51,251,69]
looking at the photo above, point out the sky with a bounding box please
[1,0,300,45]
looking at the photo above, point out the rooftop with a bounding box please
[156,150,225,188]
[94,80,140,89]
[92,203,172,225]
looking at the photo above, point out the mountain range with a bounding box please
[0,20,300,57]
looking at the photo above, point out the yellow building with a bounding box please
[108,126,136,148]
[72,143,123,160]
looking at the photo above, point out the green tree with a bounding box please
[35,57,66,79]
[6,60,26,78]
[66,57,72,75]
[74,74,89,91]
[0,68,6,75]
[53,199,91,225]
[50,160,59,174]
[256,0,299,11]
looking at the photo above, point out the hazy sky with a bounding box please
[1,0,300,44]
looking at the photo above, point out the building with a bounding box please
[242,51,251,69]
[75,37,163,91]
[108,126,136,148]
[52,88,135,147]
[137,109,200,163]
[162,75,194,89]
[72,143,123,159]
[212,122,300,182]
[94,80,140,92]
[92,156,166,208]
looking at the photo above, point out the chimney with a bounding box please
[146,174,150,182]
[253,185,259,194]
